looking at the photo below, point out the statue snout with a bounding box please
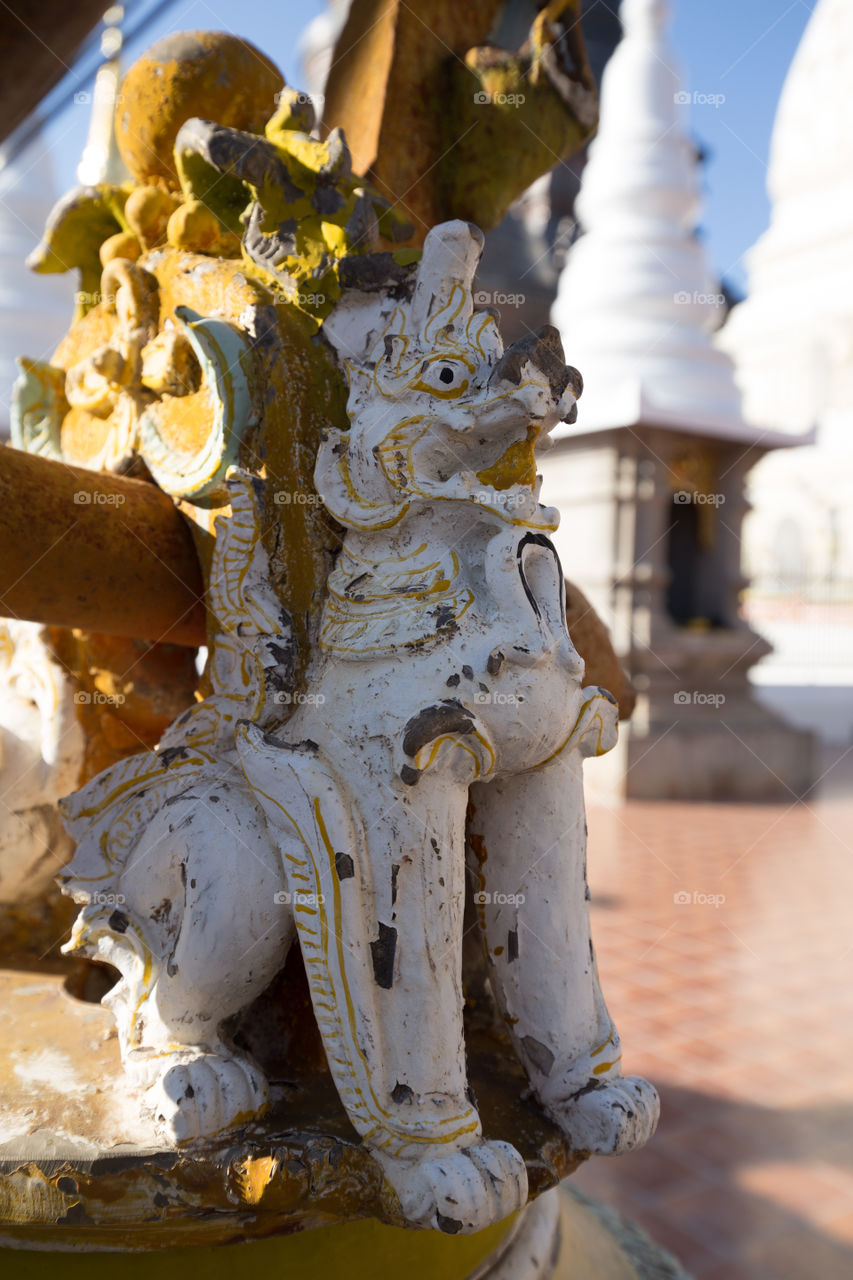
[489,325,582,415]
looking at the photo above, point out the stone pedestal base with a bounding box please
[587,625,817,802]
[0,973,688,1277]
[0,971,581,1249]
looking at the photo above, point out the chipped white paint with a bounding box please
[59,474,293,1138]
[59,221,658,1234]
[0,1111,44,1144]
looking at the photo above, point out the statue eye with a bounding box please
[410,360,469,397]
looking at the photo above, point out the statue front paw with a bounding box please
[376,1139,528,1233]
[544,1074,659,1156]
[143,1050,269,1144]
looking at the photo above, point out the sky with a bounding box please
[34,0,816,296]
[668,0,814,293]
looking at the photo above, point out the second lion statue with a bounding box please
[59,220,659,1234]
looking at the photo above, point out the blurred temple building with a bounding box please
[474,0,624,346]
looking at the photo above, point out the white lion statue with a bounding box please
[59,221,658,1234]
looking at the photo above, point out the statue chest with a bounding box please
[311,526,586,773]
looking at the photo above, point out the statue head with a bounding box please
[316,221,582,532]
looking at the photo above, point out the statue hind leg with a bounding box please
[467,693,659,1156]
[76,775,295,1143]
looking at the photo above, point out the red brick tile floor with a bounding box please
[570,746,853,1278]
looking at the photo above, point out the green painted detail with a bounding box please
[171,90,414,325]
[25,85,415,334]
[392,248,422,269]
[441,8,598,231]
[26,183,133,319]
[239,135,412,322]
[138,306,256,503]
[10,358,67,459]
[174,146,250,238]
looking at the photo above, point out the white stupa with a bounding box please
[718,0,853,440]
[551,0,778,445]
[717,0,853,621]
[76,18,130,189]
[299,0,350,109]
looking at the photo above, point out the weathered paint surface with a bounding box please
[114,31,284,187]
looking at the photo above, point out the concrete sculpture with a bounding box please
[58,219,658,1234]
